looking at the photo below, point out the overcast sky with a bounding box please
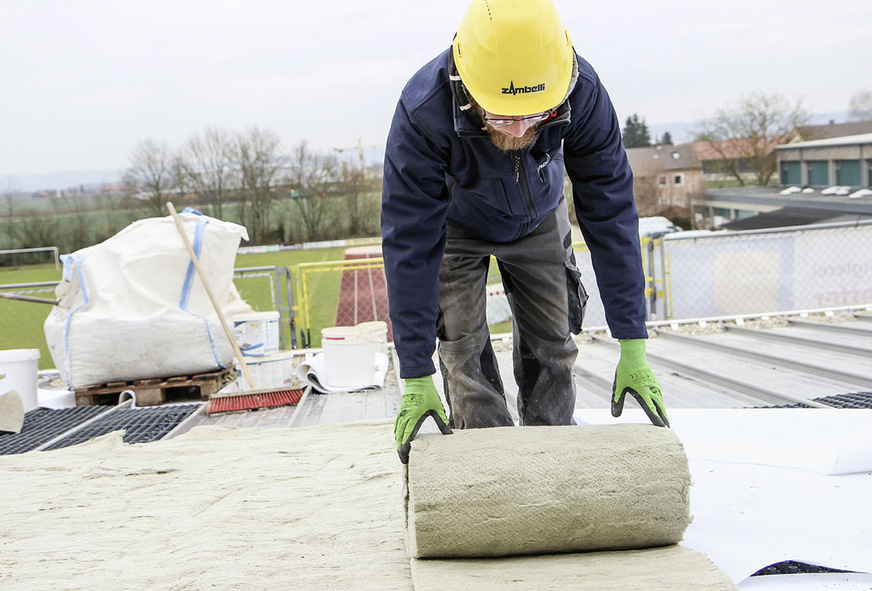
[1,0,870,181]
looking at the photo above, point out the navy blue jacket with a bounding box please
[382,48,647,379]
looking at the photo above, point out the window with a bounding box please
[673,173,685,186]
[658,175,667,187]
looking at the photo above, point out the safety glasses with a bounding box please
[481,109,554,127]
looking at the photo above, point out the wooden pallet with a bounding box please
[74,368,236,407]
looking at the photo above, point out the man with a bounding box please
[382,0,668,463]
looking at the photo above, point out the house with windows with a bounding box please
[776,133,872,189]
[625,144,703,217]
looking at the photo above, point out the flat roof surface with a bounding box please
[777,133,872,149]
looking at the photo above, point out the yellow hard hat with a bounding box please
[453,0,573,116]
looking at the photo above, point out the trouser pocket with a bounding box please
[565,252,588,335]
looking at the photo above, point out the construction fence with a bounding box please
[3,220,871,369]
[290,219,872,342]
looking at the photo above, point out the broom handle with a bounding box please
[0,292,60,305]
[167,202,257,390]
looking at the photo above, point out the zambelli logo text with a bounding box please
[501,81,546,95]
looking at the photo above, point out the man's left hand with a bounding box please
[611,338,670,427]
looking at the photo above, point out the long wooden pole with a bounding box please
[166,202,257,390]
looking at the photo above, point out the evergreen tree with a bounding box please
[661,131,673,145]
[622,114,651,148]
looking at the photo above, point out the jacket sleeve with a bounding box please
[562,68,648,339]
[381,96,451,378]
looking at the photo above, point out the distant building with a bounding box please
[775,133,872,189]
[625,144,703,216]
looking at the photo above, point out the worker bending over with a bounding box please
[381,0,669,462]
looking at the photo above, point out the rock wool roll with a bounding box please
[404,424,691,559]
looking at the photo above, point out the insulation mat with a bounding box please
[0,420,741,591]
[404,423,692,558]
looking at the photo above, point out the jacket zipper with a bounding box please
[513,153,536,239]
[537,153,552,182]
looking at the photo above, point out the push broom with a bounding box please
[167,203,303,414]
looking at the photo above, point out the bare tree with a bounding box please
[849,89,872,122]
[124,138,176,216]
[335,165,369,236]
[237,127,284,243]
[694,93,809,186]
[286,141,340,241]
[2,180,18,250]
[16,212,61,252]
[178,128,237,218]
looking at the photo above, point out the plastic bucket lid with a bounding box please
[322,326,368,344]
[320,327,376,388]
[0,349,40,363]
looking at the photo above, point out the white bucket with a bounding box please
[321,326,378,389]
[0,349,41,412]
[232,311,280,357]
[356,321,389,355]
[235,351,294,391]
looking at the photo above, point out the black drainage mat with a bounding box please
[43,404,202,451]
[752,560,854,576]
[0,406,110,455]
[756,391,872,409]
[815,392,872,409]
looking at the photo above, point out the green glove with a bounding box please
[395,375,452,463]
[611,339,670,427]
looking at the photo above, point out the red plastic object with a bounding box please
[208,388,304,414]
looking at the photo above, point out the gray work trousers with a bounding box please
[437,200,587,429]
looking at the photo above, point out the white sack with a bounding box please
[44,210,252,388]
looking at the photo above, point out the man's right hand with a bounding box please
[395,375,451,464]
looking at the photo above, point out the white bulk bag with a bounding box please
[44,209,252,389]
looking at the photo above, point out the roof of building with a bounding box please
[703,185,872,215]
[719,206,872,230]
[775,132,872,150]
[691,137,782,161]
[794,120,872,141]
[626,144,701,176]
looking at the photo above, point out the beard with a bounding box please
[466,94,539,152]
[485,125,538,152]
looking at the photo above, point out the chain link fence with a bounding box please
[654,220,872,321]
